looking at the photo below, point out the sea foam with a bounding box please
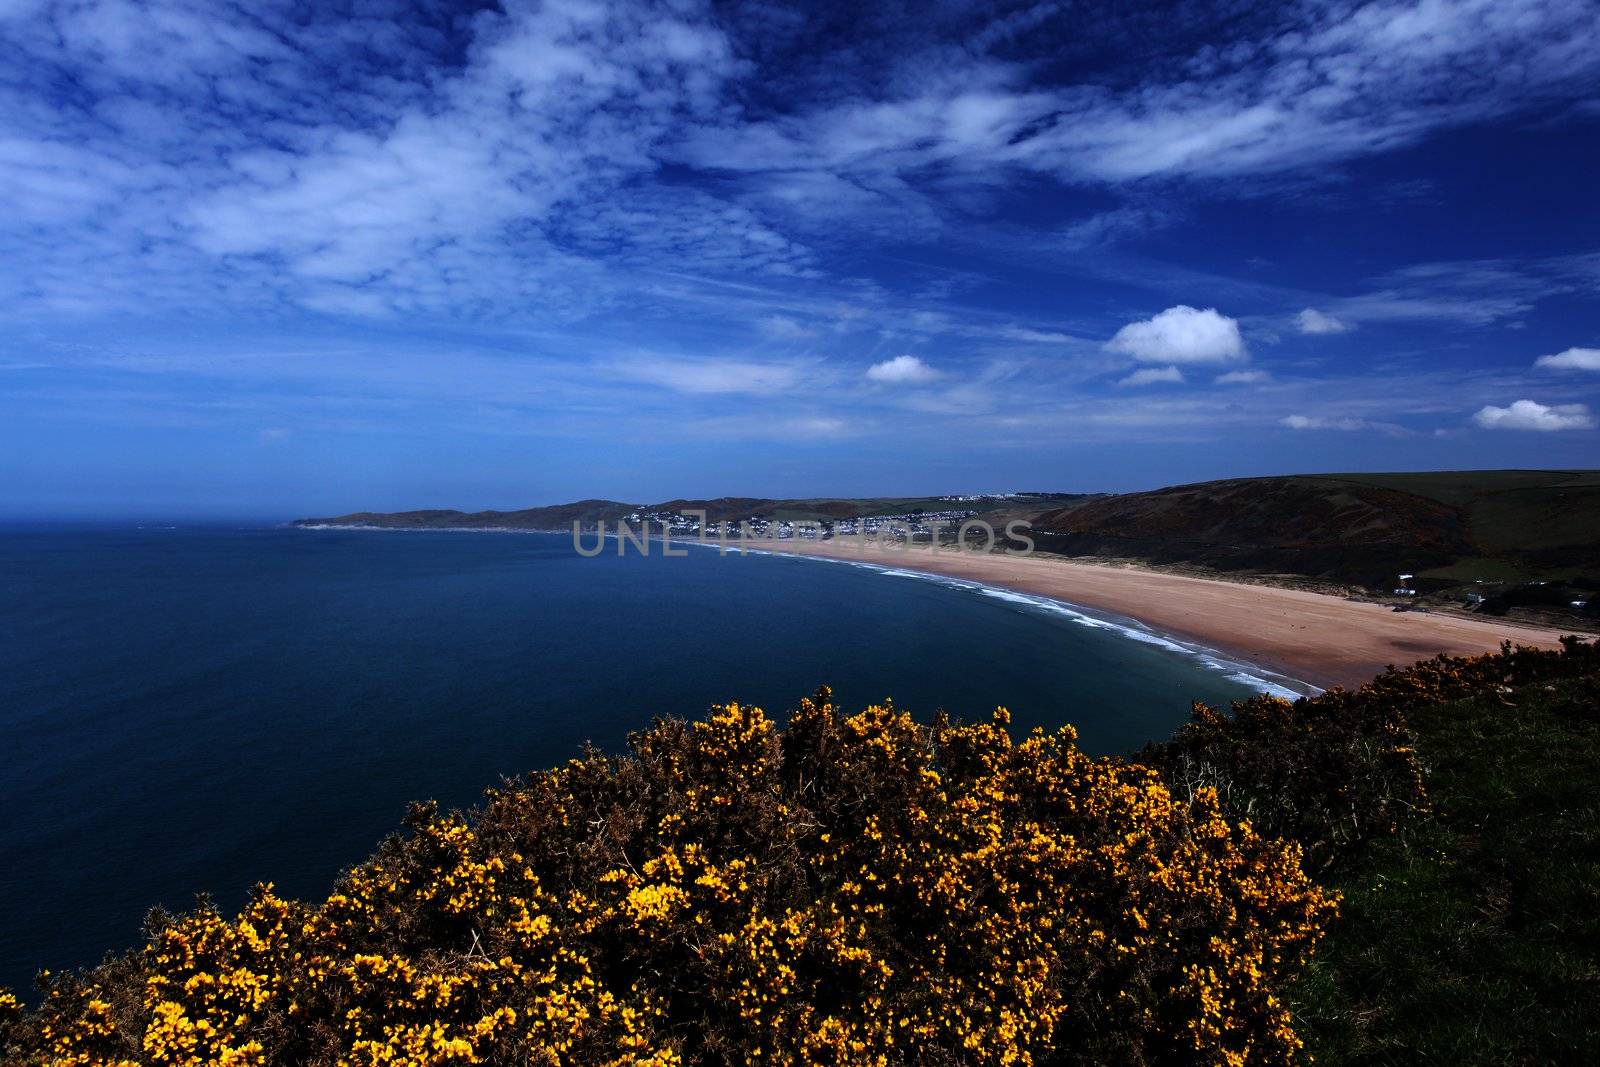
[708,544,1319,700]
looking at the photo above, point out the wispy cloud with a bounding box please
[2,0,1599,505]
[5,0,1593,325]
[612,356,811,395]
[1118,365,1185,387]
[681,0,1600,188]
[995,325,1075,344]
[757,315,819,340]
[1280,414,1366,431]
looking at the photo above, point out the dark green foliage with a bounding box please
[1034,470,1600,584]
[1145,637,1600,872]
[1293,667,1600,1063]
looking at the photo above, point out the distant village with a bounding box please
[616,494,1031,543]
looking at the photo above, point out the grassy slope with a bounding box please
[1031,475,1473,583]
[1032,470,1600,586]
[1295,671,1600,1063]
[1312,470,1600,556]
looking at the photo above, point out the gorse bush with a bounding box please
[6,639,1593,1066]
[3,695,1333,1066]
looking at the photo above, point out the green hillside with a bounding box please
[1293,645,1600,1062]
[295,471,1600,600]
[1313,470,1600,557]
[1033,469,1600,588]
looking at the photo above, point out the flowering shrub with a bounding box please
[2,692,1338,1065]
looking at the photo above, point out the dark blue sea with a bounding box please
[0,525,1305,993]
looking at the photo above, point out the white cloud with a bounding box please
[1295,308,1349,334]
[615,357,804,395]
[785,415,848,436]
[758,315,817,340]
[3,0,1599,473]
[866,354,940,384]
[996,325,1073,344]
[683,0,1600,189]
[2,0,1596,334]
[1055,207,1167,250]
[1105,305,1246,364]
[1473,399,1596,431]
[1333,260,1551,327]
[1118,365,1185,387]
[1281,414,1369,431]
[1534,347,1600,371]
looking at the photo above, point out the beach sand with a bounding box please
[735,540,1582,690]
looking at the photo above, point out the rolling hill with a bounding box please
[293,493,1090,529]
[1031,470,1600,586]
[295,471,1600,592]
[294,499,639,530]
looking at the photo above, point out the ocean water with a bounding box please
[0,525,1301,992]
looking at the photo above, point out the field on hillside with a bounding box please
[1312,470,1600,557]
[1294,656,1600,1062]
[1033,470,1600,596]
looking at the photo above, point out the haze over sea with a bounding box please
[0,524,1298,992]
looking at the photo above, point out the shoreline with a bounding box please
[709,542,1320,699]
[717,539,1581,691]
[293,523,1586,691]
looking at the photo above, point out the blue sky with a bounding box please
[2,0,1598,517]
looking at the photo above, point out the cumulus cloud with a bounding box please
[1534,347,1600,371]
[1215,369,1270,384]
[1118,365,1185,387]
[1473,400,1596,431]
[1105,306,1246,364]
[1295,308,1349,334]
[866,354,940,384]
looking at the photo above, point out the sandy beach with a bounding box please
[735,540,1583,690]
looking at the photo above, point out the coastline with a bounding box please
[690,541,1318,699]
[721,539,1582,691]
[292,523,1586,692]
